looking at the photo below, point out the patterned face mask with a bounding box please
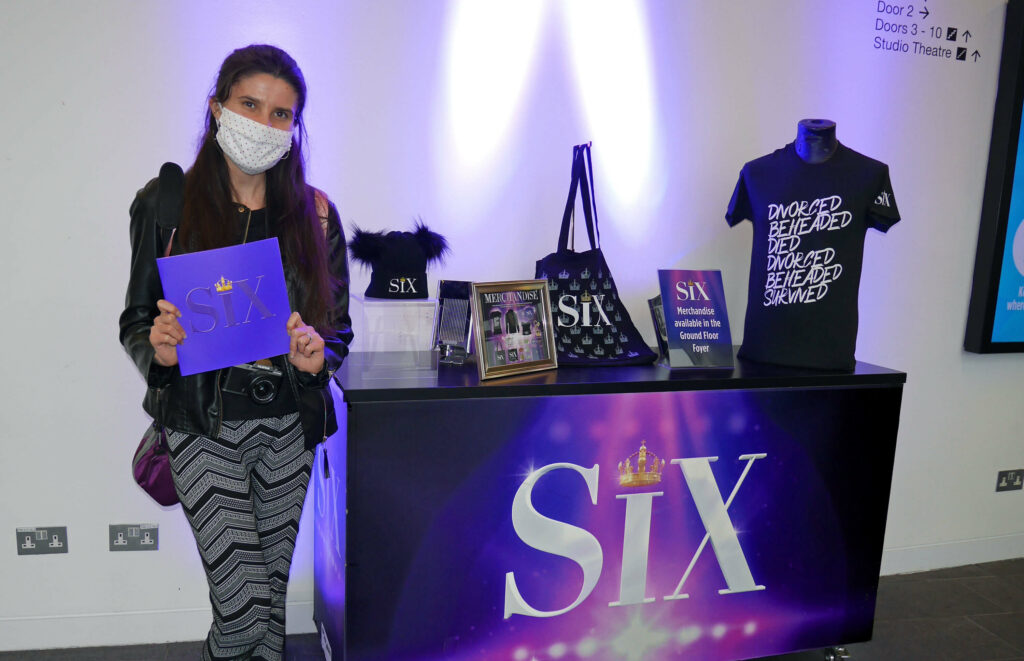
[214,105,293,175]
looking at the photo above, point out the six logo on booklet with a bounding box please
[185,275,276,333]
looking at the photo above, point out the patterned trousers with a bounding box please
[167,414,314,661]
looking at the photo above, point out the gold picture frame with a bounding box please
[470,279,558,380]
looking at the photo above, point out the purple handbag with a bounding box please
[133,422,179,506]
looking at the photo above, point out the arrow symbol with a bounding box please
[920,6,930,19]
[972,50,981,61]
[963,29,972,41]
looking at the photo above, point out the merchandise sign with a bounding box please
[320,385,901,661]
[650,269,733,368]
[157,238,291,375]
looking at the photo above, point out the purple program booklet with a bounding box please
[156,238,292,376]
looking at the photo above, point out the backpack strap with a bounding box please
[156,162,184,257]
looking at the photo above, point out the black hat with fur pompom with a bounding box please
[348,220,450,299]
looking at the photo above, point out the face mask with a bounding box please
[214,105,293,175]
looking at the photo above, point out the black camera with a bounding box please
[223,361,283,405]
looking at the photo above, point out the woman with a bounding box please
[119,45,352,660]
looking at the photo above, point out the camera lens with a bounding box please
[249,377,277,404]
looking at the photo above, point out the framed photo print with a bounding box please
[470,279,558,380]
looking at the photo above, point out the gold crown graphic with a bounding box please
[214,276,233,292]
[581,291,592,303]
[618,441,665,487]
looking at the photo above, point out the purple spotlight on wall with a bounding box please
[443,0,545,175]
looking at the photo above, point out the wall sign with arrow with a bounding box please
[871,1,982,64]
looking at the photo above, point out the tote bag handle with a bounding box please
[557,143,601,253]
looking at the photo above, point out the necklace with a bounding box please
[237,203,269,244]
[240,206,253,244]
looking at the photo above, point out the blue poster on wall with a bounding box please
[991,109,1024,342]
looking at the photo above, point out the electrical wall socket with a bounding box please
[996,469,1024,492]
[16,526,68,555]
[109,524,159,551]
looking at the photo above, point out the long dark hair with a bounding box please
[178,44,335,332]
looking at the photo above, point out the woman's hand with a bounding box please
[150,299,186,367]
[287,311,325,374]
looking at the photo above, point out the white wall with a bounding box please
[1,0,1021,651]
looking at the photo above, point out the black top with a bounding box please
[221,205,298,420]
[727,142,900,370]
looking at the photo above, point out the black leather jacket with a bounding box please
[118,178,353,450]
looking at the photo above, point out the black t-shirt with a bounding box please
[726,142,900,370]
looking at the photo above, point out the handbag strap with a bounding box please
[557,143,599,253]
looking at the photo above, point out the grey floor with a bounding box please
[3,558,1022,660]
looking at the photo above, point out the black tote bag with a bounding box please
[535,144,656,366]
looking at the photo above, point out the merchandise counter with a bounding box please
[313,349,905,661]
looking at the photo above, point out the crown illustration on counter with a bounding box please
[618,441,665,487]
[214,276,233,292]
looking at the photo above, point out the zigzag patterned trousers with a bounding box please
[167,414,314,661]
